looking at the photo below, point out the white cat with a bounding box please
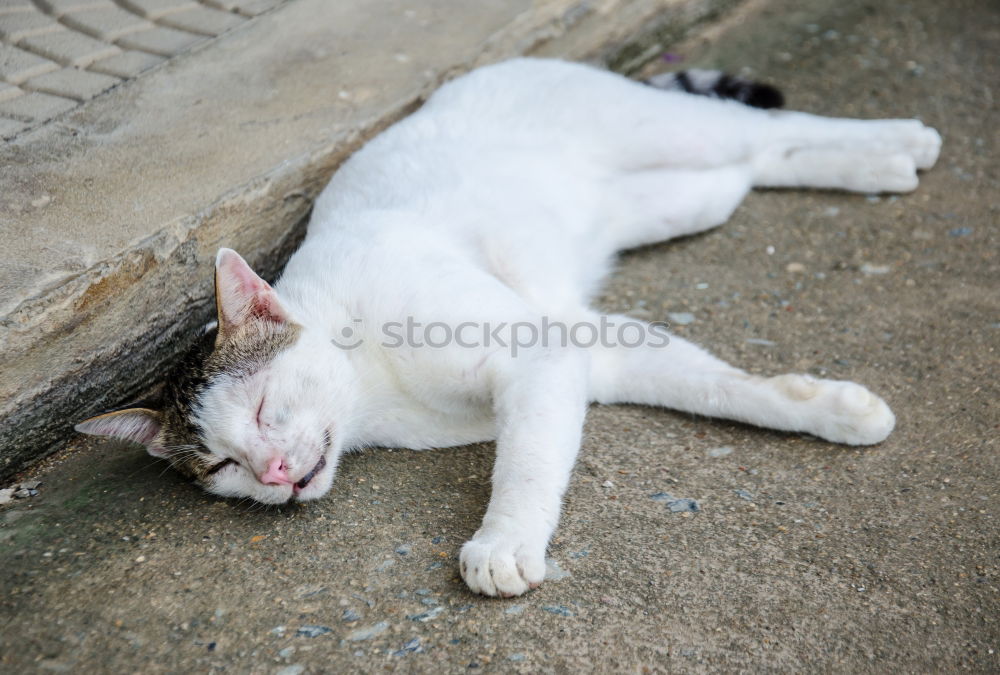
[76,58,941,597]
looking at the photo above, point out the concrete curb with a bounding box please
[0,0,742,479]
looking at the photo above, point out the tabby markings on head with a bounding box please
[74,249,301,488]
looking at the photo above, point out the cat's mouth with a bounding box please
[293,455,327,493]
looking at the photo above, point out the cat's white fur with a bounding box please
[120,59,945,596]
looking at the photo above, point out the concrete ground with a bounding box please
[2,0,997,671]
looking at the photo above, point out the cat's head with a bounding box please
[75,249,356,504]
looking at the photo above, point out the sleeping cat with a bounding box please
[76,58,940,597]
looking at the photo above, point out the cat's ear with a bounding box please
[74,408,168,458]
[214,248,290,339]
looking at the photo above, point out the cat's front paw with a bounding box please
[460,529,546,597]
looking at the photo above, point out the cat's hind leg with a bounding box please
[749,113,941,192]
[450,59,940,191]
[552,66,941,192]
[589,315,895,445]
[605,165,753,250]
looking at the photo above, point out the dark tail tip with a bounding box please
[744,83,784,109]
[714,74,785,109]
[644,69,786,109]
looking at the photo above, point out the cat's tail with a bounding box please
[645,69,784,109]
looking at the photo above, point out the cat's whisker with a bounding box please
[126,457,171,480]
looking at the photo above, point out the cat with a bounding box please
[75,58,941,597]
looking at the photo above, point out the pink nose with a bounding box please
[260,456,292,486]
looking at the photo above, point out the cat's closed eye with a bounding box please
[205,458,236,476]
[255,396,266,427]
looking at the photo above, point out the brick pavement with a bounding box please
[0,0,284,138]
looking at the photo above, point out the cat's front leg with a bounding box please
[460,346,588,597]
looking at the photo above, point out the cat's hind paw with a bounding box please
[822,381,896,445]
[870,120,941,172]
[909,125,942,170]
[778,377,896,445]
[460,530,546,597]
[853,153,919,194]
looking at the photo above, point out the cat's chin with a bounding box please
[291,456,336,502]
[292,485,327,501]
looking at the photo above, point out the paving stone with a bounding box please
[88,49,163,78]
[0,44,59,83]
[207,0,283,13]
[62,6,154,41]
[0,82,23,102]
[201,0,239,10]
[35,0,115,18]
[0,116,28,138]
[115,25,205,56]
[158,6,245,36]
[26,67,119,101]
[0,3,35,14]
[0,7,63,41]
[0,0,289,139]
[20,29,121,67]
[227,0,284,17]
[0,116,29,138]
[0,90,75,122]
[118,0,198,20]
